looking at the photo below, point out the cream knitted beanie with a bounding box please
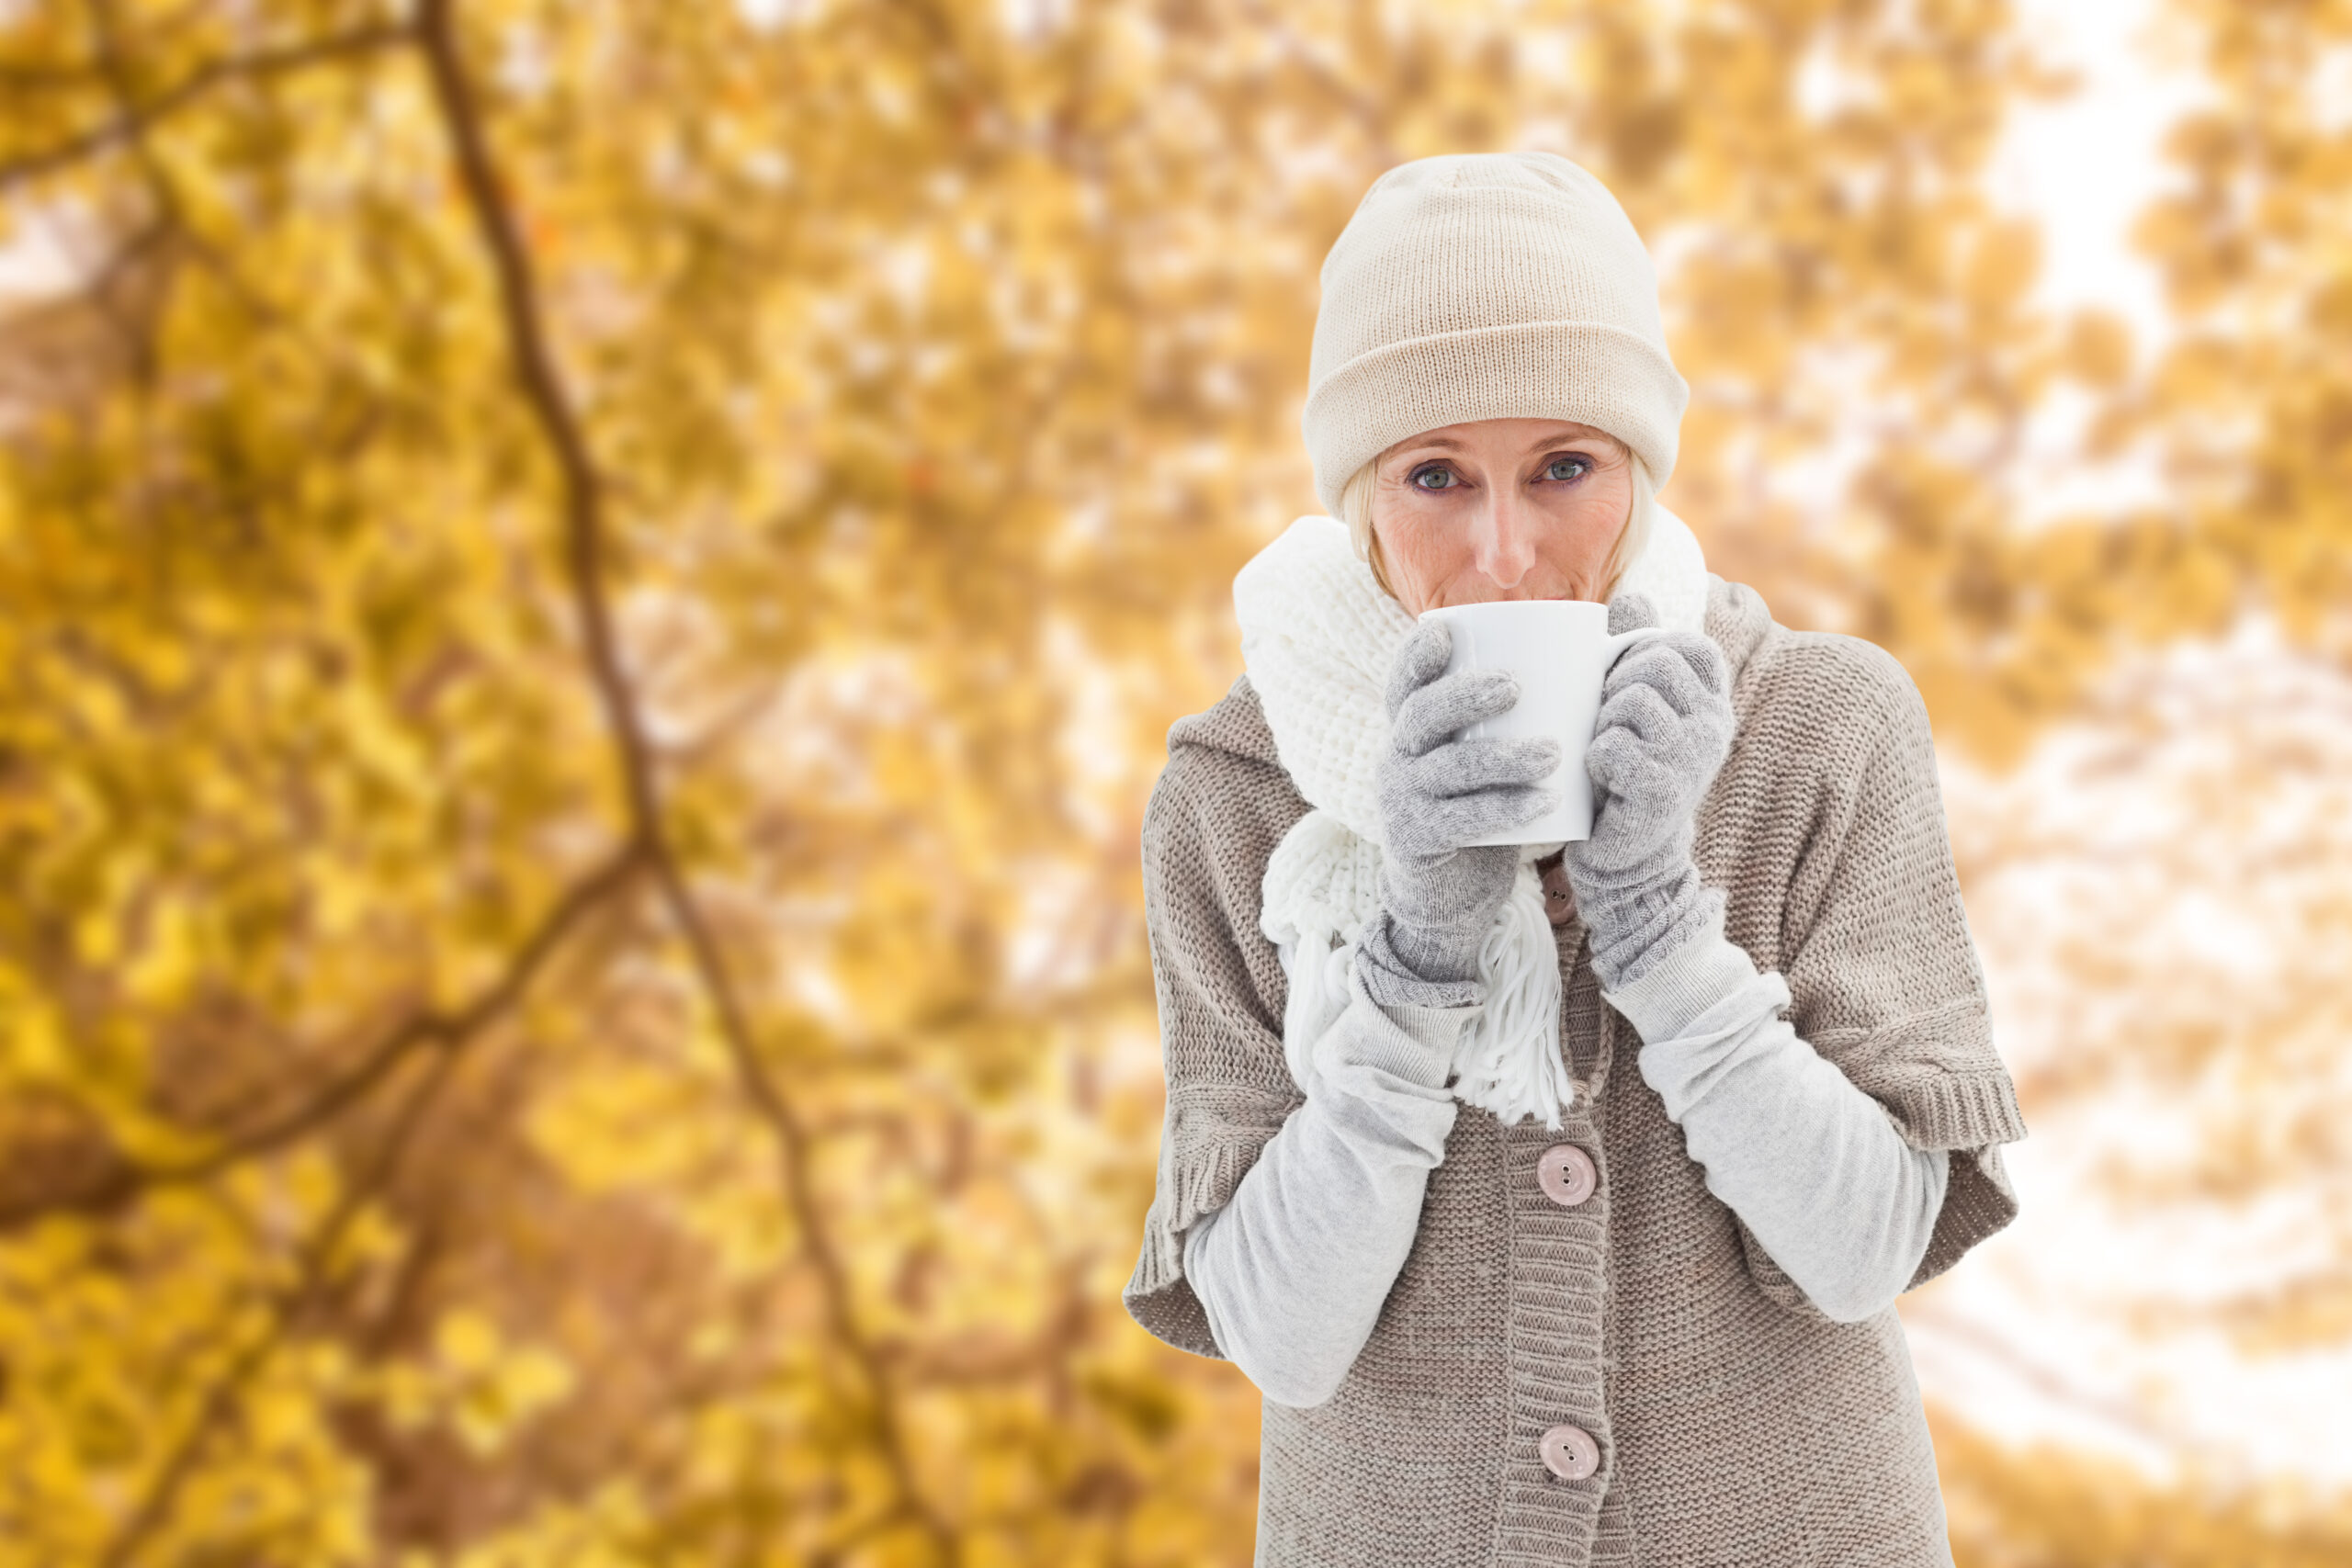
[1301,152,1690,520]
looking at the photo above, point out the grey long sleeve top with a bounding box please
[1183,915,1951,1408]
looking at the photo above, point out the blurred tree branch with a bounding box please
[412,0,956,1555]
[0,19,411,191]
[96,1037,465,1568]
[1,0,2340,1559]
[0,843,644,1233]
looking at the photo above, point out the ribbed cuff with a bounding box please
[1584,867,1724,988]
[1355,913,1485,1010]
[1371,861,1511,991]
[1600,917,1764,1044]
[1871,1066,2032,1152]
[1379,909,1489,989]
[1333,965,1480,1089]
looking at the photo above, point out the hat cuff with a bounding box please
[1302,320,1690,517]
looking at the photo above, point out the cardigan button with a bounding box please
[1540,862,1577,927]
[1539,1423,1600,1482]
[1536,1144,1598,1207]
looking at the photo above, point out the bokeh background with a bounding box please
[2,0,2348,1562]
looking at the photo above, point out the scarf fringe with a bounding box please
[1451,860,1574,1130]
[1261,814,1572,1127]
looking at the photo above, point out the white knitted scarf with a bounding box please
[1234,488,1711,1129]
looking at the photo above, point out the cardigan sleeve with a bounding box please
[1764,660,2031,1307]
[1120,754,1310,1359]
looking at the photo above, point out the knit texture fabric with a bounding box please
[1566,593,1738,990]
[1236,513,1711,1128]
[1125,572,2030,1568]
[1302,152,1691,519]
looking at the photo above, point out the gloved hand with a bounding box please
[1357,618,1561,1009]
[1563,591,1736,991]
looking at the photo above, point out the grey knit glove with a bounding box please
[1357,619,1562,1010]
[1563,592,1736,991]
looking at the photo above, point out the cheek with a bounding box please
[1533,479,1634,567]
[1372,500,1469,579]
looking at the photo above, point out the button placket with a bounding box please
[1500,1100,1614,1528]
[1538,852,1577,927]
[1494,898,1618,1529]
[1539,1422,1601,1482]
[1536,1143,1598,1207]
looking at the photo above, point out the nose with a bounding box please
[1470,483,1539,592]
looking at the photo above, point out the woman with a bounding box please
[1121,152,2029,1566]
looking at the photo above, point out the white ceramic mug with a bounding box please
[1419,600,1670,845]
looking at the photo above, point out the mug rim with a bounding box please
[1417,597,1610,620]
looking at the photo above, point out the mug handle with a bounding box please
[1602,624,1672,670]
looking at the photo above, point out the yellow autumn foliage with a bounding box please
[0,0,2346,1563]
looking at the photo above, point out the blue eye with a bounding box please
[1410,465,1458,491]
[1545,456,1591,482]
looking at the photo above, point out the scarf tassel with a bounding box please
[1270,841,1574,1130]
[1450,861,1575,1130]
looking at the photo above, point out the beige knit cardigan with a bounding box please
[1123,573,2030,1567]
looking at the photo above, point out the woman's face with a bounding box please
[1367,417,1634,615]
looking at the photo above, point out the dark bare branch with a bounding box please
[0,62,105,92]
[97,1038,464,1568]
[0,845,644,1233]
[411,1,957,1557]
[0,22,410,190]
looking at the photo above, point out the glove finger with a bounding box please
[1690,636,1729,696]
[1666,631,1730,701]
[1408,736,1561,797]
[1603,631,1726,710]
[1606,590,1661,636]
[1566,807,1668,876]
[1391,668,1519,757]
[1591,682,1681,749]
[1384,619,1454,722]
[1690,706,1738,772]
[1419,784,1559,847]
[1384,786,1519,861]
[1590,716,1735,820]
[1599,639,1673,705]
[1603,660,1724,739]
[1584,726,1683,818]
